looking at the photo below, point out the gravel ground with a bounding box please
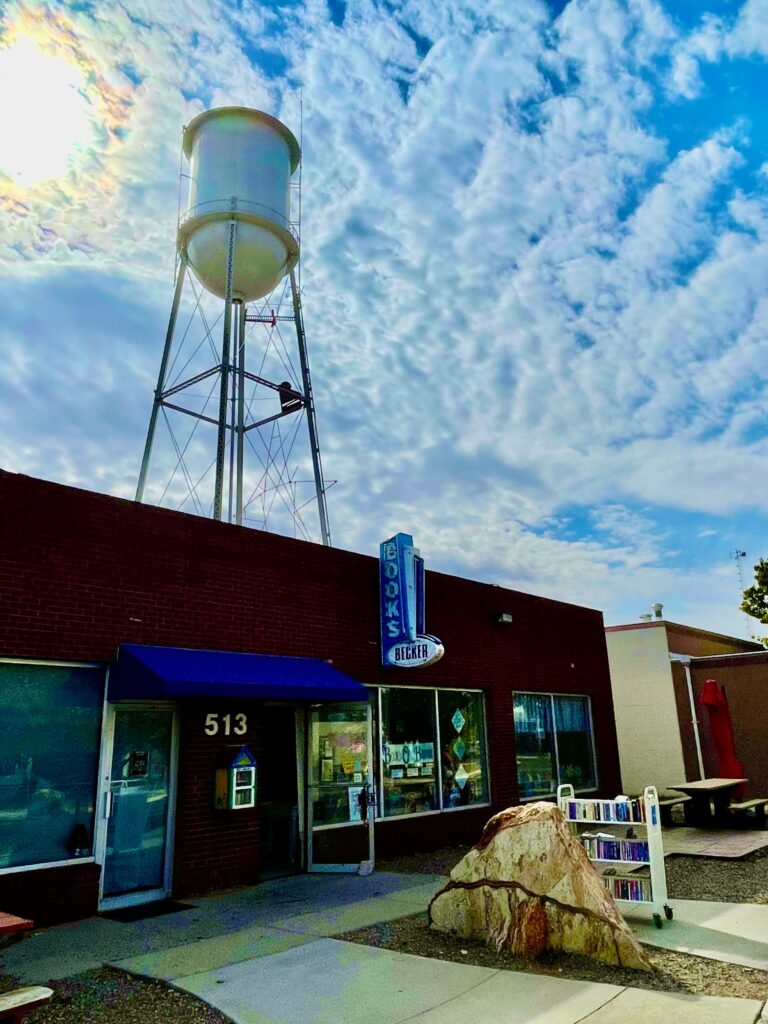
[369,844,768,1001]
[0,967,231,1023]
[665,845,768,903]
[382,842,768,904]
[338,911,768,1001]
[3,843,766,1019]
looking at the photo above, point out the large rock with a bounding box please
[429,802,651,970]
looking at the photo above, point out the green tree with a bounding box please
[741,558,768,647]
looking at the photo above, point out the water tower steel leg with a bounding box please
[236,302,246,526]
[136,255,188,502]
[213,220,237,521]
[228,303,239,524]
[289,269,331,547]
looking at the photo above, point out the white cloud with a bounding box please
[1,0,768,639]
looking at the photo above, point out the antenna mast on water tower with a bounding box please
[135,106,331,545]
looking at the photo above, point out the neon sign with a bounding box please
[379,533,444,668]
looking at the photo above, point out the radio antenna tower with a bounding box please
[134,107,331,545]
[731,549,753,639]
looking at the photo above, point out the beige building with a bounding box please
[605,612,760,795]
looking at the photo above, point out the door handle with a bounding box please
[357,782,375,825]
[104,790,113,819]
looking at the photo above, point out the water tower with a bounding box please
[135,106,331,544]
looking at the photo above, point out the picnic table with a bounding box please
[0,913,32,945]
[669,777,748,827]
[0,913,52,1022]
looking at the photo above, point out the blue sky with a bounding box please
[2,0,768,637]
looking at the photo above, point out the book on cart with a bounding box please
[557,783,673,929]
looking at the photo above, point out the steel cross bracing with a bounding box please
[134,259,332,545]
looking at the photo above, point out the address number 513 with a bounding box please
[204,713,247,736]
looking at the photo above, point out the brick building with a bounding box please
[0,470,622,924]
[605,618,762,795]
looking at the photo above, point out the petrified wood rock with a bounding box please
[428,802,650,970]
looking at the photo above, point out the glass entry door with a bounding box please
[100,706,176,908]
[307,703,374,873]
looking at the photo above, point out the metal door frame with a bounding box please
[96,701,179,910]
[306,702,375,874]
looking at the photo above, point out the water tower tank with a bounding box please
[178,107,300,303]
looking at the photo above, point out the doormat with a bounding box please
[100,900,195,923]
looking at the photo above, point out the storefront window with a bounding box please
[554,695,596,790]
[377,687,490,817]
[513,693,557,798]
[438,690,489,808]
[309,704,370,826]
[513,692,597,796]
[0,662,104,870]
[380,688,439,816]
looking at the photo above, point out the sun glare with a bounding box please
[0,36,96,186]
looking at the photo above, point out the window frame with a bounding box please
[512,690,599,801]
[373,683,492,821]
[0,657,107,876]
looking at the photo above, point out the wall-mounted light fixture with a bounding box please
[496,612,513,625]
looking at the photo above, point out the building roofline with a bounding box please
[689,649,768,665]
[605,621,665,633]
[606,618,763,650]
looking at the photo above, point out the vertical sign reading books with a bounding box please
[379,533,444,668]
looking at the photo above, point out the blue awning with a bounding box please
[109,644,369,703]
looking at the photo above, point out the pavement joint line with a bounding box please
[572,987,627,1022]
[109,929,324,982]
[378,954,504,1024]
[161,975,241,1024]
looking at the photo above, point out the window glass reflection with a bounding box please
[380,688,438,816]
[513,692,597,796]
[0,663,103,869]
[513,693,557,798]
[554,695,596,790]
[438,690,489,808]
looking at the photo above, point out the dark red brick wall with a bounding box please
[676,655,768,798]
[173,701,263,896]
[0,470,621,915]
[664,624,761,659]
[312,808,490,863]
[0,864,99,927]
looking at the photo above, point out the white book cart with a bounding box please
[557,783,673,928]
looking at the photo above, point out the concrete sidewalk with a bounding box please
[2,872,766,1024]
[630,898,768,970]
[170,938,762,1024]
[0,872,443,983]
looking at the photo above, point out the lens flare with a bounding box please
[0,35,97,186]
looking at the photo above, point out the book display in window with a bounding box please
[382,740,437,816]
[557,783,672,929]
[380,688,439,816]
[377,687,490,819]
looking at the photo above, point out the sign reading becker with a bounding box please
[379,533,444,668]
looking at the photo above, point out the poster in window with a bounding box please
[386,743,405,766]
[418,742,435,763]
[129,749,149,778]
[348,786,364,822]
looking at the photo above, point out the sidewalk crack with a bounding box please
[572,988,626,1022]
